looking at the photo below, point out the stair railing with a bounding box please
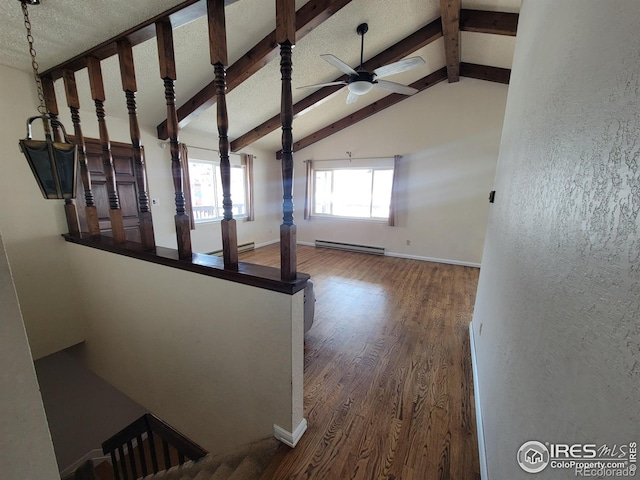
[102,413,207,480]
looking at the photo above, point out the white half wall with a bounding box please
[472,1,640,478]
[0,64,84,359]
[0,232,60,479]
[294,78,508,266]
[67,243,305,454]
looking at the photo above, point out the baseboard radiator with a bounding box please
[314,239,385,256]
[208,241,255,256]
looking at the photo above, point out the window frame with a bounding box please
[188,158,248,224]
[311,164,395,222]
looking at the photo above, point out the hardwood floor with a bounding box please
[239,245,481,480]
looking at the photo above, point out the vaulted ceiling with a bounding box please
[0,0,519,154]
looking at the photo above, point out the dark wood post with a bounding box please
[276,0,297,281]
[117,39,156,251]
[62,69,101,238]
[156,19,192,260]
[42,75,80,236]
[87,56,127,244]
[208,0,238,270]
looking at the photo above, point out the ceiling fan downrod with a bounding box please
[356,23,368,71]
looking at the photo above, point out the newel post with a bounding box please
[208,0,238,270]
[156,19,192,260]
[277,0,297,281]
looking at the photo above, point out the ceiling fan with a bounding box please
[298,23,426,104]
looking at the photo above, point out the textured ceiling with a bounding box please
[1,0,520,153]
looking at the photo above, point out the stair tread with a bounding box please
[210,463,234,480]
[228,457,260,480]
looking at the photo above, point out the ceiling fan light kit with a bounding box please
[299,22,426,104]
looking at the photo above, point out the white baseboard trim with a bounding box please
[469,322,488,480]
[386,251,481,268]
[297,241,481,268]
[59,449,110,477]
[255,239,280,249]
[273,418,308,448]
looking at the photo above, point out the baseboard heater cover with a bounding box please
[314,240,385,255]
[207,241,255,256]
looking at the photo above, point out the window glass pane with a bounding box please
[189,161,218,222]
[230,166,246,216]
[371,169,394,218]
[314,170,332,215]
[332,169,372,217]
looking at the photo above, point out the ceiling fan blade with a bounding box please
[375,80,419,96]
[321,54,358,75]
[373,57,426,79]
[346,90,359,104]
[297,81,347,90]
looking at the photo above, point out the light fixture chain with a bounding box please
[21,1,47,115]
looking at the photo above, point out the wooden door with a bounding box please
[76,138,142,242]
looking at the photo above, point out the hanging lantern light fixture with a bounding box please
[17,0,78,199]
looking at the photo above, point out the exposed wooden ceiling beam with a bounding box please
[460,9,518,36]
[157,0,353,139]
[460,62,511,84]
[231,18,443,152]
[42,0,242,81]
[275,67,448,159]
[440,0,461,83]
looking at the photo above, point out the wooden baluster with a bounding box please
[156,19,192,260]
[117,445,129,480]
[62,69,101,238]
[109,451,121,480]
[87,56,127,244]
[208,0,238,270]
[117,39,156,250]
[277,0,297,281]
[161,439,171,470]
[136,434,148,477]
[42,75,81,236]
[147,430,159,473]
[126,439,137,479]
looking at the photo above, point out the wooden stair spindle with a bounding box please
[277,0,297,281]
[87,56,127,244]
[42,76,81,236]
[117,39,156,251]
[156,19,192,260]
[208,0,238,270]
[62,69,101,238]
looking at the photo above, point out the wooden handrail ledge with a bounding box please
[63,234,309,295]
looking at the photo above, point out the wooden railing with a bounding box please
[44,0,301,284]
[102,413,207,480]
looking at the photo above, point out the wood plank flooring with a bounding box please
[239,245,480,480]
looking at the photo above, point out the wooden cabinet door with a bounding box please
[76,138,142,243]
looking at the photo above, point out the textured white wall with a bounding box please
[0,232,60,479]
[67,244,305,454]
[472,1,640,478]
[294,78,508,266]
[0,64,84,359]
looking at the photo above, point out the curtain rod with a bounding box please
[303,155,398,163]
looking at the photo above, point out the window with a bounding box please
[188,159,246,223]
[313,167,394,220]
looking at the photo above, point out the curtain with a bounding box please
[242,154,255,221]
[304,159,313,220]
[388,155,401,227]
[179,143,196,230]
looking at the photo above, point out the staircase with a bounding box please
[65,438,279,480]
[138,438,280,480]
